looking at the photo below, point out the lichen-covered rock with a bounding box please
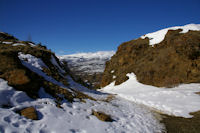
[101,30,200,87]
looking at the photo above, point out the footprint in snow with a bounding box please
[12,122,19,128]
[3,116,11,123]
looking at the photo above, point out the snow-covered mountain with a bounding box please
[58,51,115,88]
[59,51,115,74]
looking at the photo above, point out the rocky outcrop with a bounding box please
[101,29,200,87]
[0,32,95,102]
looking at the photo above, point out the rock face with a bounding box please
[101,25,200,87]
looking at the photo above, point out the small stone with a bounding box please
[20,107,38,120]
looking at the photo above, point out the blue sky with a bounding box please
[0,0,200,54]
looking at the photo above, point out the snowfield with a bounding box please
[101,73,200,118]
[0,78,164,133]
[141,24,200,46]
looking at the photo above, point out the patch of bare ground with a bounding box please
[161,111,200,133]
[92,110,114,122]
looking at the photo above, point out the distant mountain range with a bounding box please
[58,51,115,88]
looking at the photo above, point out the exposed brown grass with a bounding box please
[161,111,200,133]
[195,92,200,95]
[92,110,114,122]
[3,69,30,85]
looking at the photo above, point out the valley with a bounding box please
[0,24,200,133]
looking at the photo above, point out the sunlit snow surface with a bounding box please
[12,43,26,46]
[141,24,200,46]
[101,73,200,118]
[18,52,48,70]
[0,78,164,133]
[2,42,13,44]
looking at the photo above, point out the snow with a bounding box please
[111,70,115,73]
[18,52,48,70]
[2,42,12,44]
[141,24,200,46]
[58,51,115,74]
[50,55,65,73]
[0,77,164,133]
[0,79,32,107]
[12,43,26,46]
[60,51,115,60]
[101,73,200,118]
[28,42,36,47]
[18,52,67,88]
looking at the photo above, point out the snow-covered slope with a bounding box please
[0,77,164,133]
[141,24,200,46]
[59,51,115,74]
[101,73,200,118]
